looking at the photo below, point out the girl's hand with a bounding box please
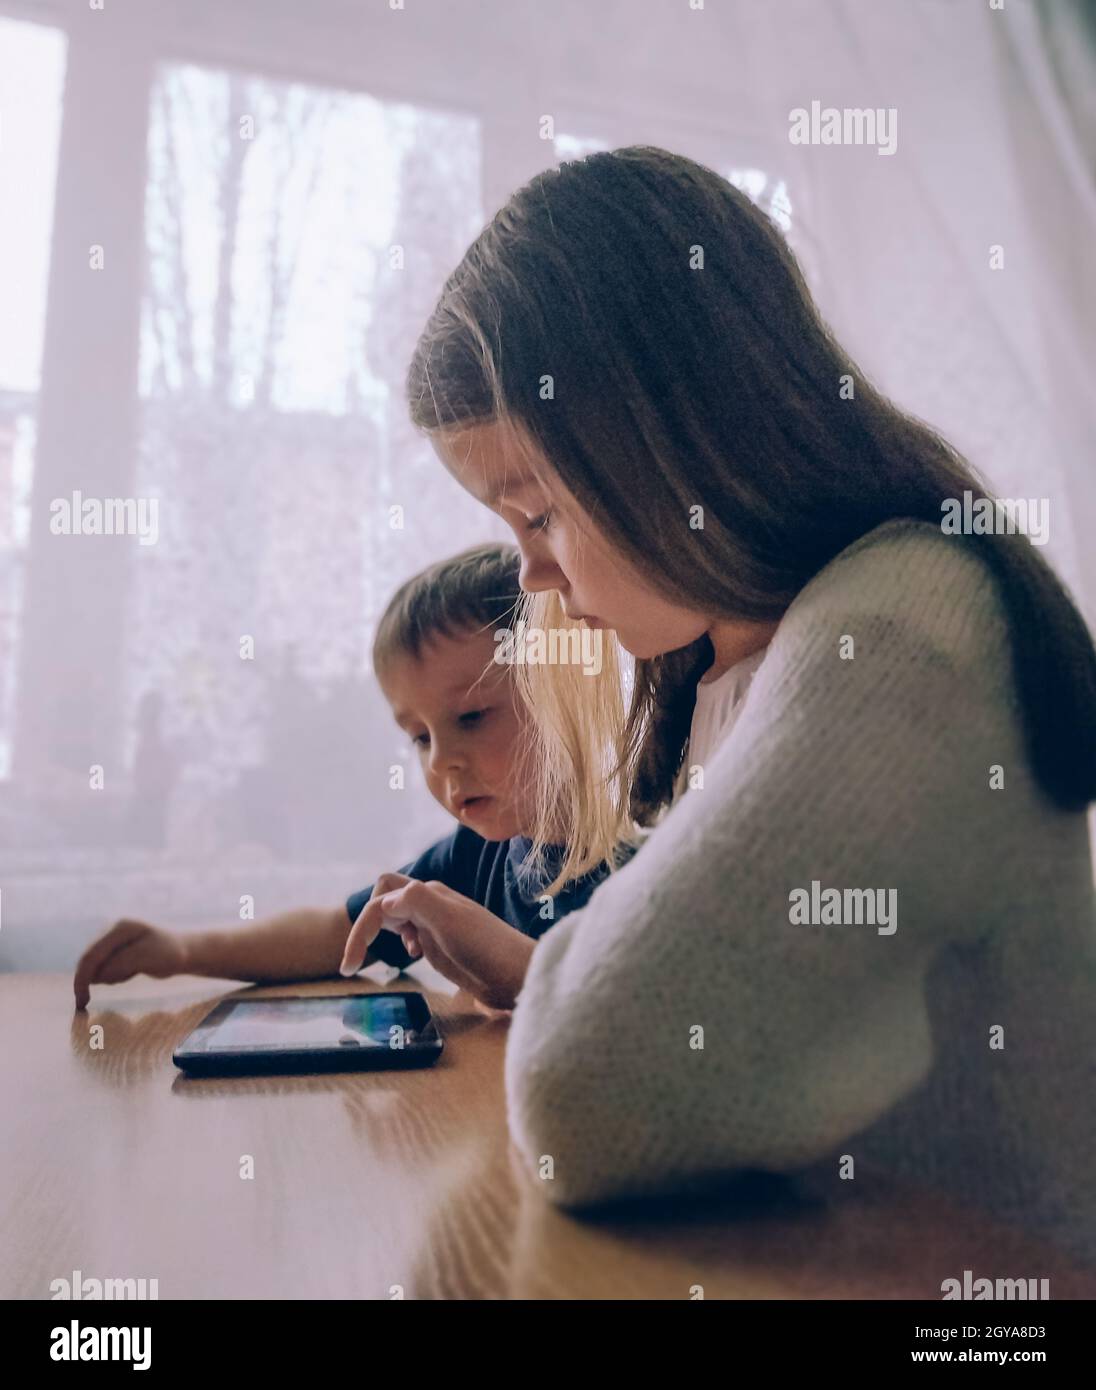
[341,879,535,1010]
[74,919,189,1009]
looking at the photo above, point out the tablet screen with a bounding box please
[201,995,420,1052]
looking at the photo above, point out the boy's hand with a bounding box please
[340,879,535,1010]
[343,871,416,965]
[74,920,189,1010]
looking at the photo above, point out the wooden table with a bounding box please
[3,972,1094,1300]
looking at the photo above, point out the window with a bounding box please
[555,135,795,232]
[727,165,792,232]
[554,132,610,161]
[0,18,66,777]
[126,62,495,855]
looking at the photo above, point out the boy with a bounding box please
[73,545,614,1009]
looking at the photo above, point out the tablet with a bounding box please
[172,992,444,1076]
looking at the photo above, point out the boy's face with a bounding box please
[377,626,535,842]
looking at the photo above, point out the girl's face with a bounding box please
[433,422,710,660]
[378,626,536,842]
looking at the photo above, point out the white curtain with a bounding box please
[736,0,1094,612]
[1,0,1091,967]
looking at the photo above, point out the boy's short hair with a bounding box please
[372,542,522,674]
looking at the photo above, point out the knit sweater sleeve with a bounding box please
[503,523,1016,1208]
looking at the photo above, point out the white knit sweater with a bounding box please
[504,519,1096,1269]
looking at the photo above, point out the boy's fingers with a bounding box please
[73,920,149,1009]
[94,943,145,986]
[373,880,456,934]
[344,879,494,996]
[340,874,414,975]
[371,880,506,988]
[373,872,414,897]
[341,901,383,975]
[395,888,526,1007]
[411,925,483,997]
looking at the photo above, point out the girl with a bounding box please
[343,147,1096,1268]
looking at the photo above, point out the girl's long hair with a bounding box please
[406,146,1096,892]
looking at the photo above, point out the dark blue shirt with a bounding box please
[346,826,615,969]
